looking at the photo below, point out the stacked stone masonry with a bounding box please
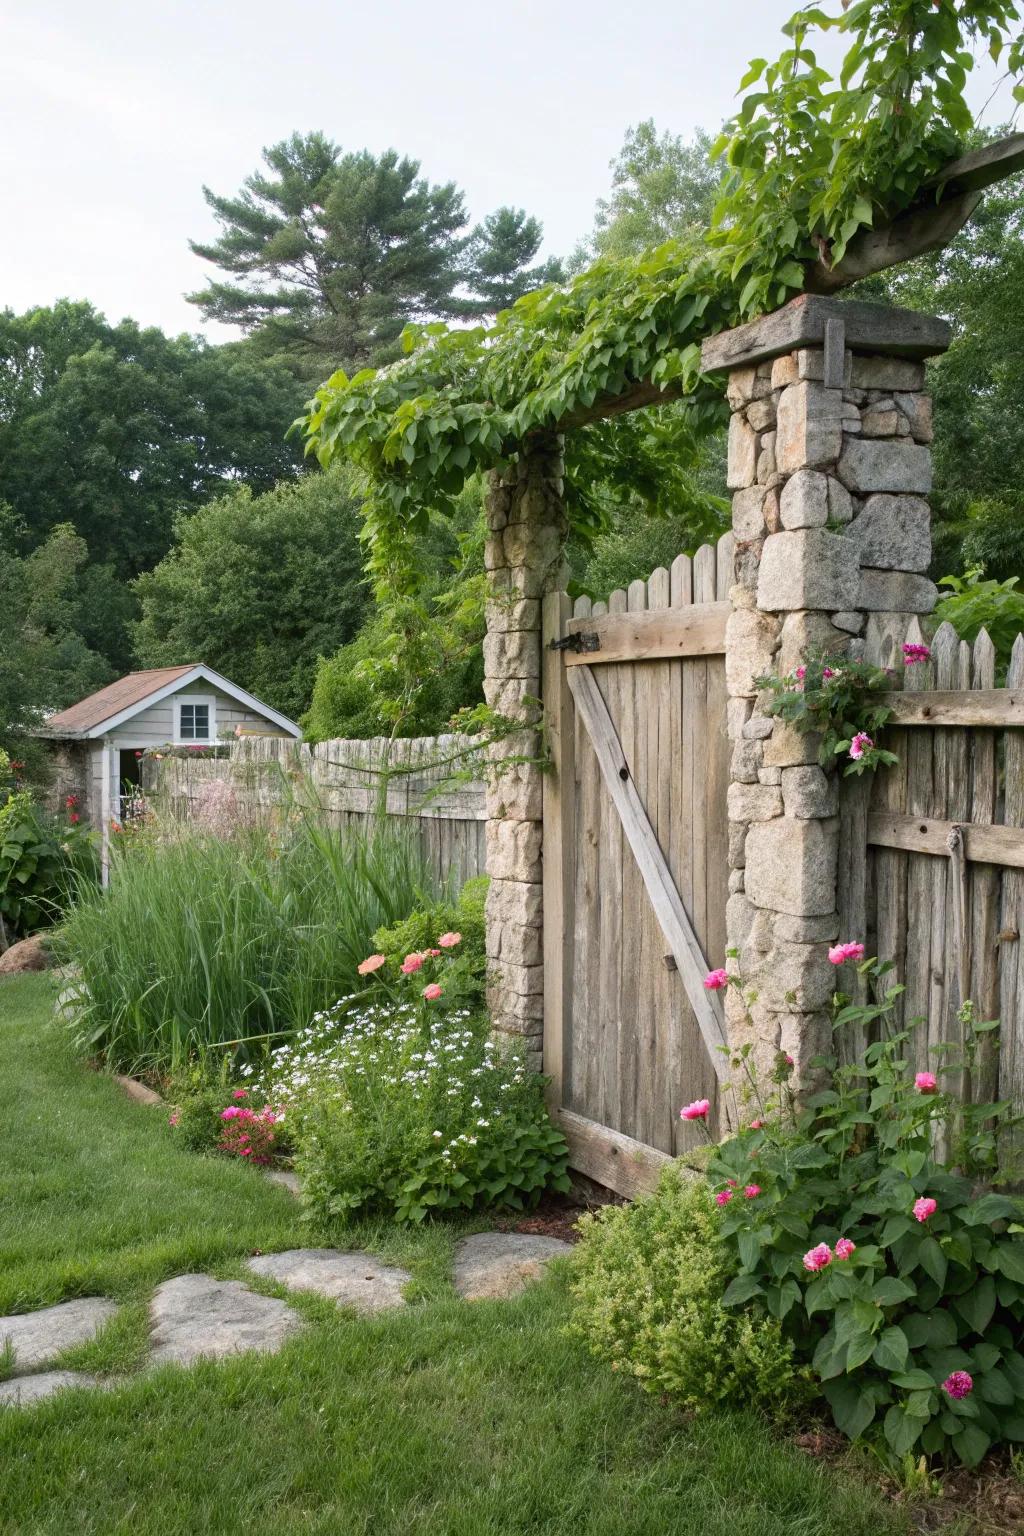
[723,340,939,1087]
[483,435,566,1067]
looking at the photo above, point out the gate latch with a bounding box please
[549,631,601,655]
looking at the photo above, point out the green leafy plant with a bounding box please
[934,566,1024,674]
[701,950,1024,1467]
[567,1166,807,1416]
[371,876,488,1012]
[0,755,95,941]
[755,652,898,775]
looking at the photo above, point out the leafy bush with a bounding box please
[934,567,1024,675]
[567,1166,804,1415]
[755,652,898,776]
[253,946,569,1224]
[59,818,436,1075]
[0,755,95,941]
[167,1059,293,1165]
[704,951,1024,1467]
[370,875,488,1011]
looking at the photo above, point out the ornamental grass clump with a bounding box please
[250,937,569,1224]
[695,949,1024,1467]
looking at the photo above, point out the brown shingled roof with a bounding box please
[41,667,197,736]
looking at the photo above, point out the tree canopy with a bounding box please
[583,122,721,264]
[189,133,558,372]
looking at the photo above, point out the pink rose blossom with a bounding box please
[828,941,865,966]
[942,1371,973,1400]
[913,1197,938,1223]
[834,1238,856,1260]
[232,1089,248,1100]
[749,1118,765,1130]
[680,1099,710,1121]
[400,952,425,974]
[915,1071,938,1093]
[422,983,443,1001]
[822,666,835,680]
[357,954,386,976]
[785,1053,795,1067]
[743,1185,762,1199]
[427,948,442,957]
[803,1243,833,1273]
[715,1190,733,1207]
[438,932,462,948]
[849,732,873,761]
[903,643,931,666]
[220,1106,241,1120]
[703,968,728,991]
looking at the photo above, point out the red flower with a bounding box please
[69,812,80,824]
[65,794,78,808]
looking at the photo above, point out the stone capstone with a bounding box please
[246,1250,410,1313]
[148,1274,302,1368]
[453,1232,572,1301]
[0,1297,117,1371]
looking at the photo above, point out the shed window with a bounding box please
[174,695,215,744]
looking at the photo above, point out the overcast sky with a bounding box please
[0,0,1016,340]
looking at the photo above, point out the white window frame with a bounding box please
[173,693,216,745]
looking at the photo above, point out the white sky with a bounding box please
[0,0,1016,340]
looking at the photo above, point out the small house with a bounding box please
[38,665,300,843]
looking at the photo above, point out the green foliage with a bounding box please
[567,1167,804,1414]
[934,567,1024,672]
[0,755,95,940]
[263,968,569,1225]
[371,876,489,1012]
[708,960,1024,1467]
[133,466,369,720]
[189,134,555,374]
[300,4,1024,593]
[586,122,721,264]
[756,651,898,775]
[59,818,436,1075]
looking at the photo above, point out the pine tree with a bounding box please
[463,207,562,316]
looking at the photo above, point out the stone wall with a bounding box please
[482,434,566,1067]
[717,305,946,1087]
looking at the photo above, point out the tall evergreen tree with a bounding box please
[463,208,562,315]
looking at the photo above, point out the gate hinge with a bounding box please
[549,631,601,655]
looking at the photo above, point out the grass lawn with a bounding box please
[0,974,910,1536]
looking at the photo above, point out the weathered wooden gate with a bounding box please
[541,532,734,1196]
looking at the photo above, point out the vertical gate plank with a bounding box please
[598,587,628,1130]
[1000,636,1024,1119]
[542,591,574,1106]
[571,596,599,1120]
[902,617,936,1065]
[969,629,1000,1104]
[617,579,647,1135]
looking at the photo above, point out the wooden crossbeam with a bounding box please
[885,689,1024,728]
[562,601,729,665]
[867,812,1024,871]
[553,1108,676,1199]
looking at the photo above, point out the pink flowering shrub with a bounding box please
[754,650,898,777]
[702,953,1024,1468]
[217,1100,285,1163]
[168,1064,292,1164]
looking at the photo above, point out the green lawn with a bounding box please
[0,974,909,1536]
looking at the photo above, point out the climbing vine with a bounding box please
[299,2,1024,588]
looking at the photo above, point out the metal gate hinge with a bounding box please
[549,631,601,654]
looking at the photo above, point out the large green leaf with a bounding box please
[955,1275,996,1335]
[918,1237,947,1289]
[884,1404,922,1457]
[951,1422,991,1468]
[997,1242,1024,1284]
[873,1326,909,1373]
[722,1274,763,1306]
[824,1377,876,1441]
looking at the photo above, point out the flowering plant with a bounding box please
[0,760,96,939]
[700,950,1024,1467]
[754,651,899,775]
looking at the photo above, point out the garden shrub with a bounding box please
[701,949,1024,1467]
[0,753,95,941]
[250,940,569,1224]
[567,1166,804,1415]
[370,875,488,1010]
[167,1058,293,1164]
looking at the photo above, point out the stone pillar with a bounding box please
[482,433,566,1068]
[702,296,950,1086]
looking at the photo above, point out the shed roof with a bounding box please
[39,665,301,741]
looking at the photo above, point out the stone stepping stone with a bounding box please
[0,1297,117,1371]
[453,1232,573,1301]
[149,1274,302,1368]
[264,1169,301,1197]
[0,1371,105,1407]
[247,1250,410,1313]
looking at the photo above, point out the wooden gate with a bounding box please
[541,533,734,1196]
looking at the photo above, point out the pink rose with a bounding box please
[942,1371,973,1400]
[232,1089,248,1100]
[438,932,462,948]
[794,665,806,682]
[903,643,931,665]
[802,1243,833,1273]
[715,1189,733,1207]
[220,1106,241,1120]
[834,1238,856,1260]
[743,1185,761,1199]
[749,1118,765,1130]
[915,1072,938,1093]
[822,666,835,680]
[849,732,873,761]
[913,1197,937,1223]
[703,968,728,991]
[422,983,443,1001]
[358,954,387,976]
[828,941,865,966]
[680,1099,710,1121]
[400,953,425,974]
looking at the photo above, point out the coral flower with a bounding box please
[422,983,443,1001]
[915,1071,938,1093]
[743,1185,761,1199]
[803,1243,833,1273]
[715,1190,733,1207]
[849,732,873,760]
[942,1371,973,1400]
[232,1089,248,1100]
[704,968,728,990]
[438,932,462,948]
[680,1099,710,1121]
[834,1238,856,1260]
[69,812,80,824]
[903,643,931,665]
[400,953,425,974]
[828,941,865,966]
[749,1118,765,1130]
[913,1197,938,1223]
[357,954,386,976]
